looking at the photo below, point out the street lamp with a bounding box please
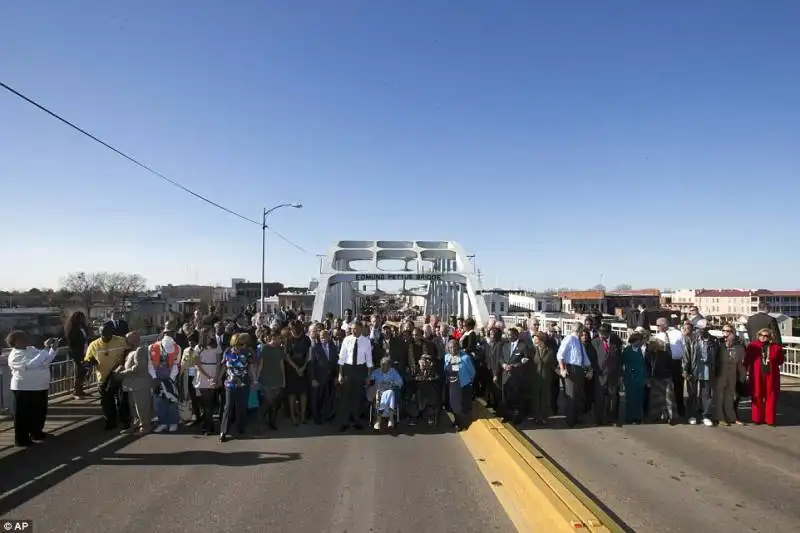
[261,203,303,312]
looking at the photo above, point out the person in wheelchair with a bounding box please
[367,356,404,430]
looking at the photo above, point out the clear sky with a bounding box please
[2,1,798,292]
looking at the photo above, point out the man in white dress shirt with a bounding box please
[337,322,373,431]
[655,317,686,417]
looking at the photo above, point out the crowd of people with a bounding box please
[4,303,787,447]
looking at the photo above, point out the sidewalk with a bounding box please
[0,392,103,460]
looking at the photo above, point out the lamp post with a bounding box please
[261,203,303,313]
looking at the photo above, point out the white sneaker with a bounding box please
[387,419,394,428]
[168,424,178,432]
[688,417,697,425]
[702,418,713,427]
[373,421,381,430]
[153,424,167,433]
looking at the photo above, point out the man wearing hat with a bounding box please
[684,319,718,426]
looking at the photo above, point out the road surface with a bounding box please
[523,380,800,532]
[0,421,513,533]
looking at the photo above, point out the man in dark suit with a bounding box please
[309,329,339,424]
[111,311,129,337]
[591,324,623,426]
[746,303,782,345]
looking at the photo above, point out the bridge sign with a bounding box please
[354,273,442,281]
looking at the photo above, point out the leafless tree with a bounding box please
[614,283,633,291]
[62,272,102,315]
[97,272,147,310]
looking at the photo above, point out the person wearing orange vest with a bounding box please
[148,334,181,432]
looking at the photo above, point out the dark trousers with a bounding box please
[338,364,367,426]
[584,376,595,414]
[563,365,585,428]
[404,379,419,419]
[473,362,490,399]
[216,387,226,415]
[311,379,335,423]
[199,388,217,431]
[550,373,565,414]
[594,383,620,425]
[487,378,501,410]
[71,357,86,395]
[187,379,202,420]
[13,389,48,444]
[100,377,130,428]
[221,386,249,435]
[670,359,685,417]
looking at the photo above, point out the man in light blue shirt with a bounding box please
[556,322,592,428]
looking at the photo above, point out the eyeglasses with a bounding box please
[722,329,733,333]
[758,333,770,338]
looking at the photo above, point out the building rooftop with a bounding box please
[607,289,661,297]
[0,307,61,314]
[559,290,605,300]
[696,290,752,297]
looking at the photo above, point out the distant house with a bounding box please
[558,291,605,314]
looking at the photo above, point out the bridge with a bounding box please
[1,241,799,532]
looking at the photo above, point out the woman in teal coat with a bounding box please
[621,332,646,424]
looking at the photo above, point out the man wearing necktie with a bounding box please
[310,330,339,424]
[590,324,623,426]
[111,311,129,337]
[337,322,373,431]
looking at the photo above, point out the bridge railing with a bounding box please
[500,315,800,379]
[1,334,160,416]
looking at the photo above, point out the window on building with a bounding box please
[491,302,496,312]
[500,302,505,312]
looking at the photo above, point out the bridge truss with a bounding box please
[311,240,490,326]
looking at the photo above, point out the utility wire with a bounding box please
[265,224,314,255]
[1,80,315,254]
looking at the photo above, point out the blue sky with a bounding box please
[2,1,798,292]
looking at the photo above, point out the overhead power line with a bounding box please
[0,80,314,254]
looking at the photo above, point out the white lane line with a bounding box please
[0,434,129,502]
[87,434,126,454]
[0,464,68,502]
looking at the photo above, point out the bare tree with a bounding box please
[119,273,147,300]
[614,283,633,291]
[590,284,607,291]
[62,272,101,315]
[97,272,147,310]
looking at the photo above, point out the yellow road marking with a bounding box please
[458,405,622,532]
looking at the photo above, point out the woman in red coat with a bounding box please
[743,328,785,426]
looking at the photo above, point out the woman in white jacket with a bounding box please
[5,330,58,447]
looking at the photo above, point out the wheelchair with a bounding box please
[368,384,401,431]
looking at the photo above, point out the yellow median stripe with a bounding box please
[458,402,626,532]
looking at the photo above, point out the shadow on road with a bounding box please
[0,419,136,515]
[100,450,301,466]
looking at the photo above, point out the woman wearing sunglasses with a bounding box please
[743,328,786,426]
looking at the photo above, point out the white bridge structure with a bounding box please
[311,240,490,326]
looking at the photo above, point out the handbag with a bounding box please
[735,380,749,398]
[177,373,194,422]
[248,387,260,410]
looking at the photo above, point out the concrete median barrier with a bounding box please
[458,401,627,532]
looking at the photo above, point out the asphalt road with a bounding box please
[522,380,800,533]
[0,421,514,533]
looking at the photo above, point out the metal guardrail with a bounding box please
[0,334,159,416]
[500,315,800,379]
